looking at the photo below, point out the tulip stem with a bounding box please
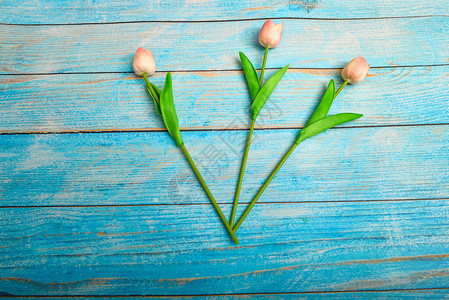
[335,80,348,98]
[143,72,160,106]
[180,143,240,244]
[233,142,299,232]
[142,73,238,244]
[232,80,351,232]
[230,119,256,227]
[259,46,269,86]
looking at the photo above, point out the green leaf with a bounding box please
[239,51,260,101]
[296,113,363,144]
[251,64,289,120]
[307,79,335,125]
[160,72,183,147]
[146,82,162,115]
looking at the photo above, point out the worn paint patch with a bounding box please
[287,0,320,12]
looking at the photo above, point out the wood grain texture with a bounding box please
[1,0,448,24]
[1,66,448,133]
[0,200,448,295]
[1,126,447,207]
[1,17,449,74]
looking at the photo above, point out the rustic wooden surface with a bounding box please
[1,0,448,298]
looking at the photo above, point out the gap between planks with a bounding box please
[1,14,449,27]
[0,197,448,209]
[1,122,449,136]
[1,287,449,298]
[2,64,449,76]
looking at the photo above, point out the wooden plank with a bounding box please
[1,17,449,74]
[1,66,448,133]
[0,126,447,206]
[1,0,448,24]
[6,290,449,299]
[0,200,448,295]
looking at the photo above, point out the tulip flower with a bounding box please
[259,20,283,49]
[232,58,368,232]
[133,47,156,76]
[230,20,288,228]
[331,57,370,100]
[133,48,239,244]
[341,57,370,85]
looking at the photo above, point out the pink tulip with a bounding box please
[341,57,370,84]
[258,20,283,49]
[133,47,156,76]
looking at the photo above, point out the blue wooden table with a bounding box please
[1,1,449,298]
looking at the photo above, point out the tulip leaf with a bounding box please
[146,82,162,115]
[251,64,289,120]
[296,113,363,144]
[160,72,183,147]
[239,51,260,101]
[307,79,335,125]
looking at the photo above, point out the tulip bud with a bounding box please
[258,20,283,49]
[133,47,156,76]
[341,57,370,84]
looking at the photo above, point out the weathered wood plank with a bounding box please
[1,66,448,133]
[1,0,448,24]
[0,200,448,295]
[6,290,449,299]
[1,17,449,74]
[0,126,447,206]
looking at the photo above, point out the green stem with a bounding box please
[259,46,269,86]
[143,72,160,106]
[233,142,299,232]
[180,144,239,244]
[230,119,255,227]
[232,80,350,232]
[335,80,348,98]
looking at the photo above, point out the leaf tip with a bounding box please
[351,113,363,120]
[164,72,172,84]
[239,51,247,61]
